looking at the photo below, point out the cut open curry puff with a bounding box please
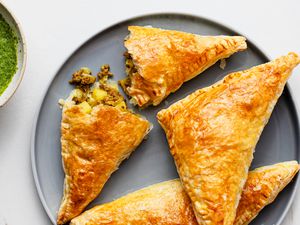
[57,66,151,224]
[119,26,247,107]
[70,161,299,225]
[157,53,300,225]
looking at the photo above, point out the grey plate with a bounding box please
[31,13,300,225]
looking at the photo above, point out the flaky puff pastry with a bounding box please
[70,161,299,225]
[70,179,197,225]
[121,26,247,107]
[157,53,300,225]
[234,161,300,225]
[57,104,150,224]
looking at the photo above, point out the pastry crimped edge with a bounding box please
[157,52,300,225]
[70,161,299,225]
[122,26,247,107]
[57,102,151,224]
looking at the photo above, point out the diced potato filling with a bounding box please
[92,88,108,101]
[64,65,127,113]
[78,101,92,114]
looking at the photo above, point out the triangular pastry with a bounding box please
[120,26,247,107]
[71,179,196,225]
[157,53,300,225]
[70,161,299,225]
[234,161,300,225]
[57,66,151,224]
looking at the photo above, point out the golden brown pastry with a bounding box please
[120,26,247,107]
[57,66,151,224]
[70,179,197,225]
[70,161,299,225]
[157,53,300,225]
[234,161,300,225]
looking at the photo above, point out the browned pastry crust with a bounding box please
[70,179,198,225]
[57,104,150,224]
[70,161,299,225]
[234,161,300,225]
[121,26,247,107]
[157,53,300,225]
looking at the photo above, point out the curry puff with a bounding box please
[157,53,300,225]
[70,161,299,225]
[57,65,151,224]
[119,26,247,107]
[234,161,299,225]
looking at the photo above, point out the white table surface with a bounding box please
[0,0,299,224]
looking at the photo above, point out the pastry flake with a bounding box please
[57,66,151,224]
[157,53,300,225]
[120,26,247,107]
[70,161,299,225]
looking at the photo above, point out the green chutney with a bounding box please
[0,14,18,96]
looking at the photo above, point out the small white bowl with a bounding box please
[0,1,27,107]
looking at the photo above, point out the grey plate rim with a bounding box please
[30,12,300,225]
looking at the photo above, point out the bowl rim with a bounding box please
[0,0,27,107]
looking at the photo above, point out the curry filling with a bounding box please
[119,52,136,95]
[119,52,163,107]
[61,65,127,113]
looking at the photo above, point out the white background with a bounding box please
[0,0,299,224]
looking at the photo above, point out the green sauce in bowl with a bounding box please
[0,14,18,96]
